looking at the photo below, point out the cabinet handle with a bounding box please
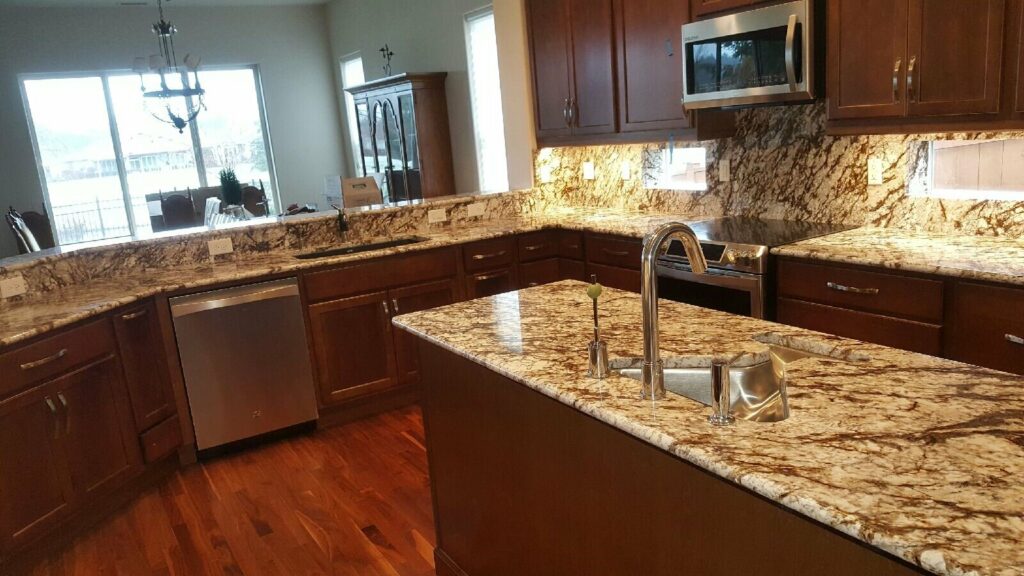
[1006,334,1024,346]
[523,244,547,252]
[563,98,571,127]
[475,272,507,282]
[907,56,917,102]
[120,309,148,321]
[20,348,67,370]
[58,393,70,435]
[569,98,577,127]
[45,396,60,440]
[392,298,400,315]
[892,58,902,103]
[472,250,507,261]
[527,282,540,287]
[826,281,879,296]
[381,300,391,316]
[602,248,630,258]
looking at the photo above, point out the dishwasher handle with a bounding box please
[172,281,300,318]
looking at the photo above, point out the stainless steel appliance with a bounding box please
[657,217,856,319]
[170,277,318,451]
[682,0,816,109]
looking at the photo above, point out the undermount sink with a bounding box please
[616,345,825,422]
[295,236,428,260]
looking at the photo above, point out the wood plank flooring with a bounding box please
[23,406,436,576]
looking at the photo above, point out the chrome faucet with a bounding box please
[640,222,708,400]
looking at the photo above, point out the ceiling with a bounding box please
[0,0,327,6]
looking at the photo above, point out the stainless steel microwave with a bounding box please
[682,0,815,109]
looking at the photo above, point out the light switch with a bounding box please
[539,165,554,183]
[583,162,596,180]
[867,157,885,185]
[428,208,448,224]
[0,274,27,299]
[718,158,731,182]
[620,161,632,181]
[207,237,233,257]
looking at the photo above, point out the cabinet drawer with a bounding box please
[777,260,944,323]
[518,231,560,262]
[588,263,641,293]
[463,237,516,273]
[946,282,1024,375]
[520,258,561,287]
[560,258,587,282]
[586,234,642,270]
[777,298,943,356]
[0,319,117,400]
[558,230,584,260]
[139,415,182,463]
[465,267,517,299]
[304,248,457,302]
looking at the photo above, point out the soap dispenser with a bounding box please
[587,276,610,379]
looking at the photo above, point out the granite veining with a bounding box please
[392,281,1024,576]
[774,227,1024,286]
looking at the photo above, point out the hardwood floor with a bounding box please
[22,406,436,576]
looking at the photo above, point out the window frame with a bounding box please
[19,64,279,246]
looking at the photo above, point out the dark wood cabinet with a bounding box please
[691,0,754,18]
[615,0,692,133]
[389,279,458,385]
[465,268,518,299]
[946,281,1024,375]
[113,302,175,432]
[527,0,574,140]
[584,233,642,293]
[520,258,562,287]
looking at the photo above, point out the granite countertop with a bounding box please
[392,281,1024,576]
[0,211,697,349]
[773,227,1024,286]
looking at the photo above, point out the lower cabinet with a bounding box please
[390,279,458,385]
[585,233,642,292]
[946,281,1024,375]
[465,267,518,298]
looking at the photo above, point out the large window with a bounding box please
[21,66,276,247]
[465,6,509,193]
[339,54,366,178]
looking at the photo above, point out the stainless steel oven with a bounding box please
[682,0,816,109]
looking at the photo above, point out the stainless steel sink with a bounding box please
[295,236,428,260]
[616,346,823,422]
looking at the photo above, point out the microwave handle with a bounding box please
[784,14,798,92]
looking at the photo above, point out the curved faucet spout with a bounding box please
[640,222,708,400]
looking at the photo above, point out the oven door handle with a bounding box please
[784,13,798,92]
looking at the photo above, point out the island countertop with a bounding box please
[392,281,1024,576]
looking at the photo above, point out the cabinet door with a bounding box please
[308,291,398,405]
[827,0,909,120]
[907,0,1005,116]
[691,0,750,18]
[466,268,518,299]
[568,0,617,135]
[615,0,691,133]
[520,258,562,288]
[389,280,458,385]
[55,356,142,500]
[0,383,74,553]
[946,282,1024,375]
[527,0,574,140]
[113,302,175,431]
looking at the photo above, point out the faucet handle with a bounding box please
[708,361,735,426]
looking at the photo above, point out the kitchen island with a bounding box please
[393,281,1024,576]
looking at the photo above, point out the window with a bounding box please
[644,144,708,191]
[21,66,276,247]
[917,139,1024,201]
[339,54,366,177]
[465,6,509,193]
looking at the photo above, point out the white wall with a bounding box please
[0,4,346,257]
[325,0,535,195]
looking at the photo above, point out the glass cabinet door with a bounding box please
[355,99,373,178]
[397,92,422,201]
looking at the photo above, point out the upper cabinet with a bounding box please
[691,0,768,18]
[828,0,1010,131]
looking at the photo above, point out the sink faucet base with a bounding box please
[640,360,665,400]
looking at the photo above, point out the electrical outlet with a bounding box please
[0,274,27,299]
[718,159,731,182]
[467,203,486,218]
[539,165,554,183]
[207,237,234,257]
[620,161,632,180]
[867,157,885,185]
[428,208,448,224]
[582,161,596,180]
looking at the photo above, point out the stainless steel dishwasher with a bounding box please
[170,277,318,451]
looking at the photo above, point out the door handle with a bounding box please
[523,244,547,252]
[58,393,70,435]
[472,250,507,261]
[602,248,630,258]
[45,396,60,440]
[391,298,400,315]
[20,348,68,371]
[784,13,798,91]
[892,58,902,103]
[563,98,571,127]
[1007,334,1024,346]
[475,272,507,282]
[907,56,917,102]
[120,309,149,321]
[826,281,879,295]
[569,98,578,127]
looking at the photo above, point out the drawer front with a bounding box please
[463,237,516,273]
[520,258,561,287]
[139,415,183,463]
[518,231,560,262]
[777,298,943,356]
[946,282,1024,375]
[560,258,587,282]
[0,318,117,399]
[587,263,641,293]
[777,260,944,323]
[304,248,457,302]
[558,230,585,260]
[465,267,517,299]
[586,234,642,270]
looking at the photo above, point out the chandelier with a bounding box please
[132,0,205,133]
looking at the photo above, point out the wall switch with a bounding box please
[582,161,596,180]
[428,208,448,224]
[867,157,885,185]
[539,165,554,183]
[467,203,486,218]
[207,237,234,257]
[718,158,731,182]
[620,161,632,180]
[0,274,27,299]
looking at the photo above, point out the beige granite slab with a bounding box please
[773,227,1024,286]
[392,281,1024,576]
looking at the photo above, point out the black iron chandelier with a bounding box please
[132,0,205,133]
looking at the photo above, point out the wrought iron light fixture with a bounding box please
[132,0,205,133]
